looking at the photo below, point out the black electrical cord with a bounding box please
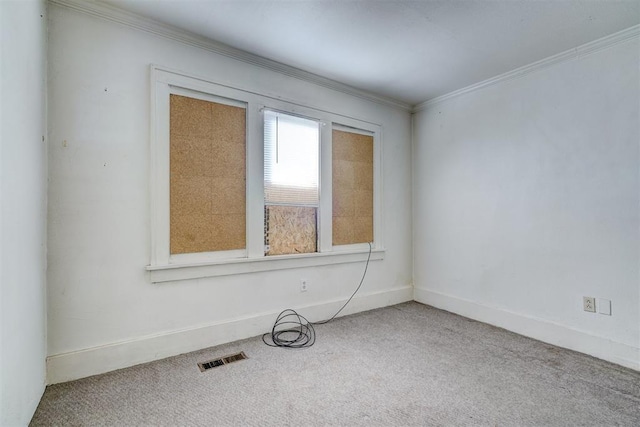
[262,242,372,348]
[261,309,316,348]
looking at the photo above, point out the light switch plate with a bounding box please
[597,298,611,315]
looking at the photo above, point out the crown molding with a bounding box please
[413,24,640,113]
[49,0,412,112]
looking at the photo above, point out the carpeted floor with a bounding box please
[31,302,640,426]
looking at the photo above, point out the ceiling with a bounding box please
[102,0,639,106]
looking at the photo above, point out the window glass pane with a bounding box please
[264,111,319,255]
[264,111,319,206]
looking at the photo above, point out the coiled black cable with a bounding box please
[262,242,372,348]
[261,309,316,348]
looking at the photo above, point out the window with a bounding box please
[332,127,374,246]
[169,94,246,256]
[264,111,320,256]
[149,66,383,282]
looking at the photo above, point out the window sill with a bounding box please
[146,248,385,283]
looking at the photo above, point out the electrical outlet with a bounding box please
[583,296,596,313]
[300,279,308,292]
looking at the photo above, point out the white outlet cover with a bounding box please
[597,298,611,315]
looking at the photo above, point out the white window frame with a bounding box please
[147,65,384,283]
[165,86,248,264]
[330,123,382,253]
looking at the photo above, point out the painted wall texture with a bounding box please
[0,0,48,424]
[413,37,639,369]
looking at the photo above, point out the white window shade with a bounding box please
[264,111,320,206]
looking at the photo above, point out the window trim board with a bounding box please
[147,248,385,283]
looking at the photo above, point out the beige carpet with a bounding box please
[31,302,640,426]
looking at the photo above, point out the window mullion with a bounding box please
[373,128,383,250]
[246,103,265,258]
[319,121,333,253]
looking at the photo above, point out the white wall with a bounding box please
[46,4,412,383]
[413,35,639,370]
[0,0,48,424]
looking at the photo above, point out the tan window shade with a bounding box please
[170,94,246,254]
[332,129,373,245]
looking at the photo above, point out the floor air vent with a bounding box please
[198,352,248,372]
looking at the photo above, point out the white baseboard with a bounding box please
[46,285,413,384]
[414,287,640,371]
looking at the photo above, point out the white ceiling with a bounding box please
[102,0,639,105]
